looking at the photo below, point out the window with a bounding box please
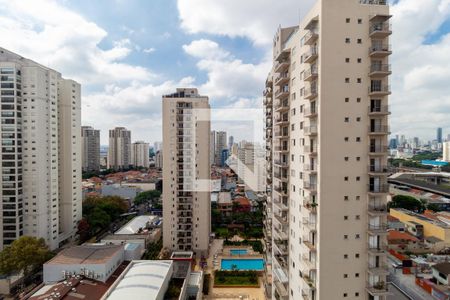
[345,117,349,122]
[356,176,360,181]
[344,254,348,259]
[356,137,361,142]
[345,78,350,83]
[356,196,360,200]
[345,58,350,63]
[355,253,360,258]
[344,274,348,278]
[344,196,349,201]
[357,97,361,102]
[357,58,362,63]
[344,157,349,161]
[356,215,360,220]
[344,235,348,239]
[356,117,361,122]
[344,137,349,142]
[344,293,348,297]
[355,273,360,278]
[358,19,362,24]
[357,78,362,83]
[355,234,360,239]
[344,216,348,220]
[346,18,350,23]
[357,38,362,44]
[355,292,360,296]
[345,97,349,102]
[345,38,350,43]
[356,157,361,161]
[344,176,349,181]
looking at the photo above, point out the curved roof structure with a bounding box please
[105,260,173,300]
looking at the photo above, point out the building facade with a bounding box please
[131,141,150,168]
[264,1,391,299]
[215,131,227,166]
[444,142,450,162]
[81,126,100,172]
[0,47,82,250]
[162,88,211,256]
[108,127,131,170]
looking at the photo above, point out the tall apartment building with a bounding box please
[81,126,100,172]
[162,88,211,256]
[108,127,131,170]
[210,130,216,166]
[264,1,391,299]
[443,142,450,162]
[155,150,163,169]
[131,141,150,168]
[215,131,227,166]
[0,47,82,250]
[437,127,443,144]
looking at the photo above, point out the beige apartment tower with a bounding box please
[108,127,131,170]
[162,88,211,256]
[264,1,391,299]
[0,47,82,250]
[81,126,100,172]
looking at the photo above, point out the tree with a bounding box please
[0,236,52,276]
[427,203,444,212]
[134,190,162,206]
[389,195,426,212]
[77,218,90,242]
[87,207,111,234]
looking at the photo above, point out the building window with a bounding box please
[357,38,362,44]
[356,117,361,122]
[355,292,360,296]
[345,97,349,102]
[357,58,362,63]
[344,216,348,220]
[357,78,362,83]
[344,274,348,278]
[344,293,348,297]
[346,18,350,23]
[356,137,361,142]
[356,157,360,161]
[356,215,360,220]
[344,176,349,181]
[355,273,360,278]
[344,157,349,161]
[356,196,360,201]
[355,234,360,239]
[356,176,360,181]
[345,58,350,63]
[344,235,348,239]
[344,254,348,259]
[345,78,350,83]
[344,137,349,141]
[358,19,362,24]
[344,196,349,201]
[345,38,350,43]
[345,117,349,122]
[357,97,361,102]
[355,253,360,258]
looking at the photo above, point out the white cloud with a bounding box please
[177,0,315,45]
[143,47,156,54]
[0,0,153,85]
[182,39,229,59]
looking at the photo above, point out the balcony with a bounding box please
[303,198,318,213]
[274,129,289,138]
[275,73,290,86]
[303,145,318,156]
[366,283,389,296]
[263,87,273,97]
[369,44,392,57]
[369,125,389,135]
[368,223,388,235]
[303,31,318,45]
[303,47,318,64]
[369,64,391,77]
[368,105,390,115]
[273,256,289,283]
[368,165,389,175]
[368,183,389,194]
[304,126,318,136]
[368,243,388,255]
[361,0,388,5]
[274,171,289,182]
[368,204,388,216]
[273,240,289,256]
[304,164,318,174]
[304,68,318,81]
[369,145,388,155]
[303,236,317,252]
[368,263,389,275]
[275,58,290,73]
[369,85,391,96]
[301,254,317,271]
[303,181,317,192]
[275,87,290,100]
[303,218,317,232]
[370,22,392,38]
[301,275,316,290]
[273,225,289,241]
[274,281,289,299]
[304,86,318,100]
[274,214,289,226]
[274,159,289,168]
[303,107,318,118]
[274,145,289,153]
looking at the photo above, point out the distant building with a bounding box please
[228,135,234,150]
[101,184,142,203]
[221,148,229,167]
[82,126,101,172]
[131,141,149,168]
[444,142,450,162]
[437,127,443,144]
[215,131,227,165]
[217,192,232,217]
[108,127,131,170]
[210,130,216,165]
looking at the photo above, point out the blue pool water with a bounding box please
[221,259,265,271]
[230,249,248,255]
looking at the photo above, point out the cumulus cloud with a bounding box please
[177,0,315,45]
[0,0,153,85]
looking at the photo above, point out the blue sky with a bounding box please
[0,0,450,145]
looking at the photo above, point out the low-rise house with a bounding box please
[233,196,251,213]
[432,262,450,285]
[388,230,420,251]
[217,192,232,217]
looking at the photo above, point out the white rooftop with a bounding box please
[115,215,157,235]
[105,260,173,300]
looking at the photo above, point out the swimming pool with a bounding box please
[221,259,264,271]
[230,249,248,255]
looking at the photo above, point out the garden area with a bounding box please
[214,270,259,287]
[142,238,163,260]
[223,239,264,254]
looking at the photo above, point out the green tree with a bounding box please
[0,236,52,276]
[134,190,162,205]
[87,207,111,233]
[389,195,426,212]
[427,203,444,212]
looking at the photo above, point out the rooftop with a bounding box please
[104,260,173,300]
[388,230,419,242]
[115,215,158,235]
[46,244,124,265]
[217,192,232,204]
[433,262,450,276]
[391,208,450,229]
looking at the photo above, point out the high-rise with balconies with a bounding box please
[81,126,100,172]
[107,127,131,170]
[162,88,211,257]
[0,47,82,251]
[131,141,150,168]
[264,1,391,299]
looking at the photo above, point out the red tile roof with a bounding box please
[388,230,419,242]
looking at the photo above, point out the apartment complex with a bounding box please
[215,131,227,166]
[264,1,391,299]
[0,47,82,250]
[131,141,149,168]
[81,126,100,172]
[108,127,131,170]
[162,88,211,256]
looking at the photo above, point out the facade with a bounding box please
[155,150,163,169]
[228,135,234,150]
[437,127,443,144]
[264,1,391,299]
[215,131,227,166]
[221,148,229,167]
[81,126,100,172]
[443,142,450,162]
[108,127,131,170]
[131,141,149,168]
[210,130,216,165]
[0,47,82,250]
[162,88,211,256]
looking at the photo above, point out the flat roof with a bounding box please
[105,260,173,300]
[218,192,232,204]
[389,176,450,198]
[115,215,158,235]
[46,244,124,265]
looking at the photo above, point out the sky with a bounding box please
[0,0,450,145]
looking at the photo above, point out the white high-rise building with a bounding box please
[131,141,149,168]
[264,1,391,299]
[81,126,100,172]
[0,47,82,250]
[215,131,227,165]
[443,142,450,162]
[108,127,131,170]
[162,88,211,256]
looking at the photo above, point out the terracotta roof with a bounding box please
[233,196,251,206]
[388,230,419,242]
[387,215,400,222]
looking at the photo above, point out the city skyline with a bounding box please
[0,0,449,144]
